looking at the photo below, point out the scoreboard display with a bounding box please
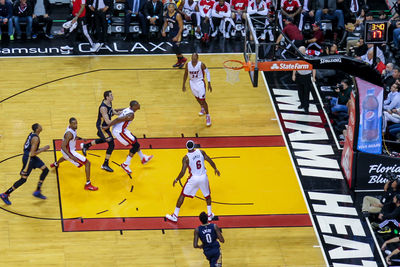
[365,21,388,44]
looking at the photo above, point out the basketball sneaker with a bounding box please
[211,29,218,37]
[141,155,154,165]
[121,163,132,174]
[208,212,215,221]
[195,31,202,40]
[101,164,114,172]
[33,190,47,200]
[0,193,11,205]
[182,29,189,38]
[179,57,187,68]
[80,143,88,156]
[231,29,236,37]
[206,115,212,126]
[199,108,205,116]
[224,31,230,39]
[50,162,58,168]
[84,183,98,191]
[165,213,178,222]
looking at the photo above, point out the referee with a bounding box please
[292,46,316,114]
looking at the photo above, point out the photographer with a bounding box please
[330,79,352,113]
[362,179,400,217]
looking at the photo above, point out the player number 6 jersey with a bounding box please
[187,149,206,176]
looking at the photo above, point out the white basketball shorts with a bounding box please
[61,149,87,168]
[113,129,136,146]
[190,80,206,99]
[181,174,210,198]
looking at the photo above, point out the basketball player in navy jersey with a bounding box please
[0,123,50,205]
[81,90,124,172]
[194,211,224,267]
[162,2,187,68]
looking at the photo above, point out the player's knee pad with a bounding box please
[40,167,49,181]
[13,178,27,189]
[129,142,140,154]
[106,139,115,155]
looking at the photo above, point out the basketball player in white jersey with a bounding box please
[182,53,213,126]
[50,117,98,191]
[166,140,220,223]
[103,100,153,175]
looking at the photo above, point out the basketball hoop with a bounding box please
[223,60,245,84]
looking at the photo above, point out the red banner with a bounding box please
[341,92,356,187]
[258,60,313,71]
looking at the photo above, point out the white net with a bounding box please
[223,60,243,84]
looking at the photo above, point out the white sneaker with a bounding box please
[60,45,73,50]
[385,250,391,255]
[141,155,154,165]
[182,29,189,37]
[120,163,132,174]
[206,115,211,126]
[241,29,246,37]
[90,43,102,52]
[208,212,214,221]
[166,214,178,222]
[231,29,236,36]
[195,31,202,39]
[224,31,230,39]
[260,32,266,40]
[211,30,218,37]
[199,108,205,116]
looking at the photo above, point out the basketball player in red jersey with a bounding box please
[162,3,187,68]
[182,53,213,126]
[198,0,215,42]
[229,0,248,37]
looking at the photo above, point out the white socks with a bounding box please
[124,155,132,166]
[174,207,180,217]
[207,205,212,215]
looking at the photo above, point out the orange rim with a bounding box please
[223,60,245,70]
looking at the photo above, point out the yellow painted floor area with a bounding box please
[57,147,307,219]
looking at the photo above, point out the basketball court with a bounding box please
[0,54,325,266]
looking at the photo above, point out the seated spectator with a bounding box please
[299,0,315,30]
[32,0,53,39]
[376,194,400,232]
[229,0,248,37]
[384,83,400,110]
[362,180,399,217]
[198,0,214,42]
[275,16,303,48]
[182,0,201,39]
[383,67,400,93]
[13,0,33,39]
[247,0,271,41]
[393,21,400,51]
[346,11,372,54]
[211,0,232,39]
[330,79,352,113]
[279,0,302,29]
[143,0,163,37]
[381,236,400,265]
[88,0,111,43]
[313,0,345,35]
[389,0,400,23]
[304,23,323,50]
[361,45,385,65]
[383,63,394,80]
[124,0,147,40]
[0,0,13,40]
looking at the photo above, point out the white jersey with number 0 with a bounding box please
[113,107,134,133]
[188,61,204,82]
[65,127,77,152]
[187,149,206,176]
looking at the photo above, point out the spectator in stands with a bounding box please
[247,0,271,41]
[13,0,33,39]
[304,23,323,50]
[298,0,314,30]
[88,0,111,43]
[229,0,248,37]
[384,67,400,92]
[61,0,100,52]
[313,0,345,35]
[32,0,53,39]
[182,0,201,39]
[275,16,303,48]
[389,0,400,23]
[211,0,232,38]
[384,83,400,110]
[0,0,14,41]
[124,0,147,40]
[362,180,399,217]
[279,0,301,28]
[376,194,400,231]
[198,0,214,42]
[360,45,385,66]
[346,11,372,55]
[383,63,395,80]
[381,236,400,265]
[143,0,163,37]
[330,79,352,114]
[392,21,400,51]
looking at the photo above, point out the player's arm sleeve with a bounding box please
[203,64,211,82]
